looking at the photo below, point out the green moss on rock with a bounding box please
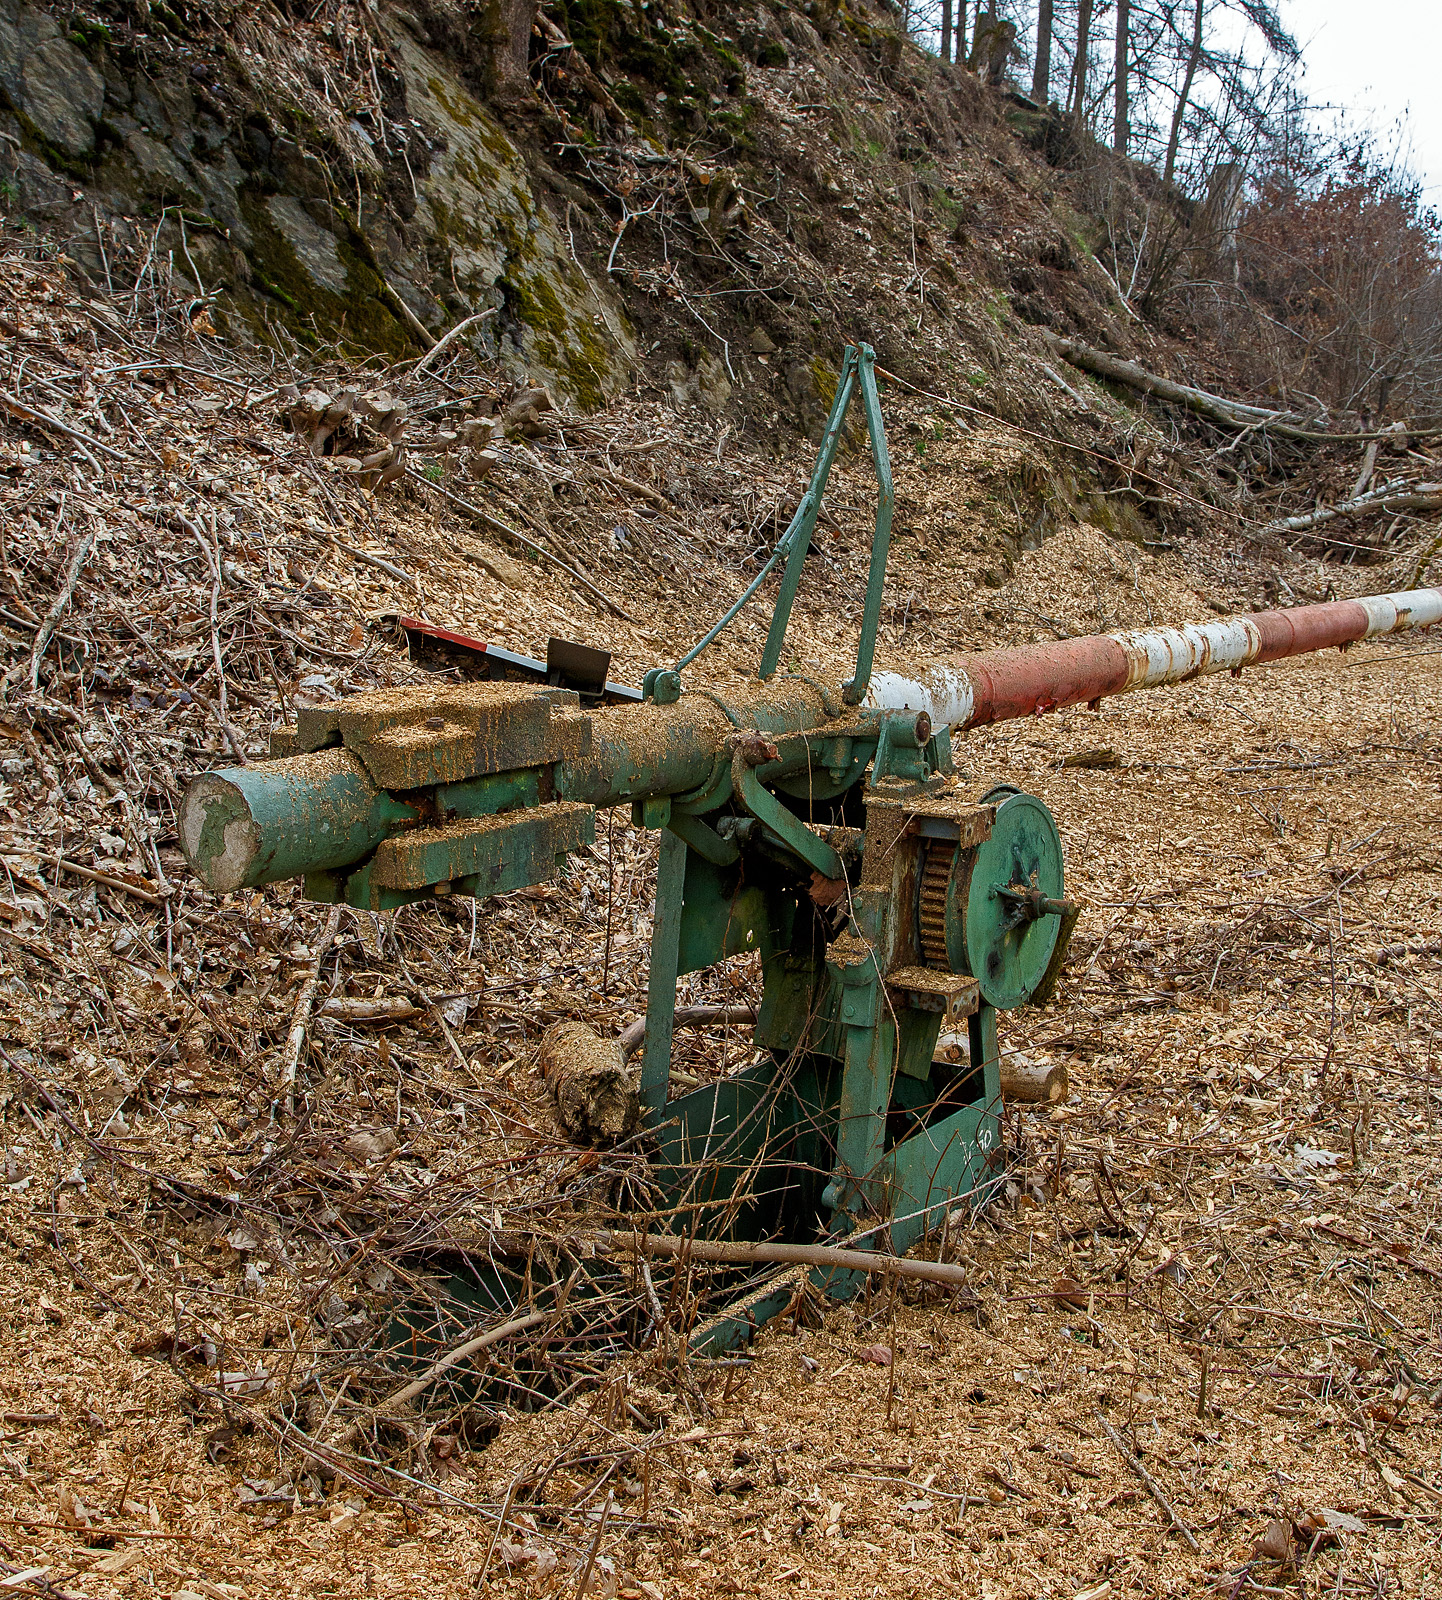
[237,187,414,358]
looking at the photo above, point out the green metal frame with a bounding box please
[649,343,895,707]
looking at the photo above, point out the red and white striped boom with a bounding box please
[865,587,1442,729]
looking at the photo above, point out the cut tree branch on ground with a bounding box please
[1259,479,1442,537]
[28,514,96,689]
[337,1310,553,1447]
[596,1230,975,1290]
[617,1004,757,1059]
[279,905,343,1117]
[1049,336,1439,444]
[1095,1409,1200,1552]
[405,309,497,381]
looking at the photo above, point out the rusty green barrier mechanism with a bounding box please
[179,345,1442,1353]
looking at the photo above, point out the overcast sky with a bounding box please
[1282,0,1442,199]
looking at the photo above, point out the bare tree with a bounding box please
[1163,0,1205,186]
[1032,0,1054,101]
[1114,0,1130,153]
[1070,0,1095,118]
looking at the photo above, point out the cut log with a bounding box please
[540,1020,640,1142]
[1000,1054,1069,1103]
[1049,337,1428,445]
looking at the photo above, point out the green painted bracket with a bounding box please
[731,751,843,880]
[757,347,860,680]
[842,347,894,706]
[760,341,895,707]
[650,342,895,703]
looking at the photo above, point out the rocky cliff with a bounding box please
[0,0,1136,433]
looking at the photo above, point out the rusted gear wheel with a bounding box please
[918,839,953,968]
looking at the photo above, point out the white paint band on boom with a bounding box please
[1360,589,1442,635]
[864,666,975,730]
[1110,616,1261,691]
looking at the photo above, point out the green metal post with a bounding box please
[758,348,859,681]
[971,1001,1002,1154]
[843,346,895,705]
[640,828,688,1117]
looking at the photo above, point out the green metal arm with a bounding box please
[653,342,895,706]
[842,348,894,705]
[757,350,860,680]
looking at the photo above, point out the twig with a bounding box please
[5,852,161,906]
[407,309,496,379]
[597,1230,974,1290]
[331,537,418,588]
[406,471,637,622]
[0,392,129,460]
[279,905,343,1117]
[1095,1409,1199,1551]
[381,278,436,349]
[336,1310,552,1450]
[477,1474,520,1588]
[572,1491,613,1599]
[617,1004,757,1059]
[28,512,95,690]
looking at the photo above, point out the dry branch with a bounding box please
[1259,478,1442,537]
[1050,336,1430,444]
[0,391,128,461]
[408,309,496,380]
[1095,1409,1199,1552]
[28,518,96,689]
[597,1230,975,1290]
[279,905,343,1116]
[318,996,421,1022]
[617,1004,757,1059]
[8,852,162,906]
[369,1311,551,1420]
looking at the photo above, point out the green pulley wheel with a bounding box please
[966,791,1065,1008]
[920,791,1066,1009]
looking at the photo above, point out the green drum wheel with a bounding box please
[960,792,1065,1009]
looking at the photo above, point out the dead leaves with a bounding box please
[342,1126,399,1164]
[1050,1275,1089,1309]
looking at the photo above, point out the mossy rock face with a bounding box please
[389,26,635,406]
[0,0,105,166]
[236,186,414,358]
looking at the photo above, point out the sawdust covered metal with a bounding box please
[177,344,1442,1352]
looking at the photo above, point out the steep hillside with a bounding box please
[0,0,1146,424]
[2,6,1441,1600]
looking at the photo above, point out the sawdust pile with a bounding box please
[0,233,1439,1600]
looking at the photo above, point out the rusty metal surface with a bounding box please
[866,586,1442,729]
